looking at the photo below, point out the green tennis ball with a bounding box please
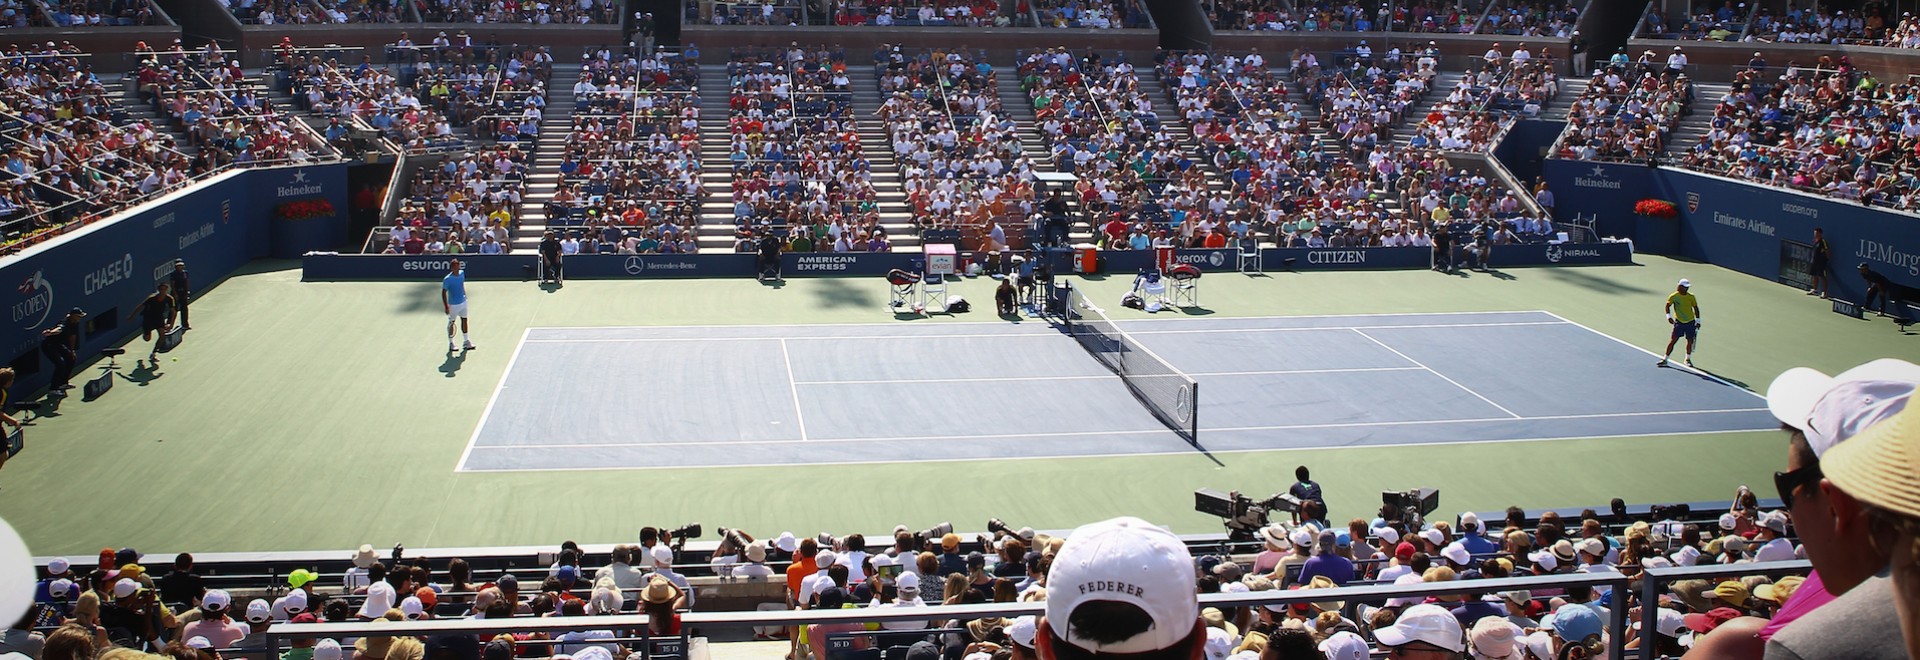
[171,357,178,362]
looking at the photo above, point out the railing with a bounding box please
[259,561,1816,660]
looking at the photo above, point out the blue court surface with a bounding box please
[456,311,1773,472]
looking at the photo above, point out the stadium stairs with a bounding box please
[108,73,197,158]
[1664,80,1731,159]
[992,71,1092,245]
[845,70,920,253]
[695,65,735,253]
[511,63,583,253]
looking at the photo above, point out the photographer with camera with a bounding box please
[1287,466,1326,524]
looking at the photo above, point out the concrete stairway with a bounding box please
[1538,77,1589,122]
[1665,80,1729,157]
[507,65,580,253]
[694,66,736,253]
[844,72,919,252]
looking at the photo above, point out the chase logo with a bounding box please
[12,270,52,329]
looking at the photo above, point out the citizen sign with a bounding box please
[794,255,857,271]
[1307,250,1367,264]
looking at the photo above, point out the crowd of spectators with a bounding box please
[874,46,1034,238]
[1474,0,1575,37]
[1744,5,1919,46]
[545,47,702,253]
[1208,1,1472,33]
[384,145,525,254]
[832,0,1005,26]
[418,0,619,24]
[1550,59,1691,162]
[1292,47,1433,155]
[1409,46,1559,152]
[281,46,551,152]
[37,0,158,26]
[704,0,801,26]
[725,46,892,253]
[1032,0,1143,29]
[1662,1,1747,41]
[1678,63,1919,209]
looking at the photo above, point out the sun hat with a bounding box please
[1767,358,1920,456]
[642,575,678,604]
[1044,517,1197,655]
[1821,399,1920,519]
[186,637,213,650]
[775,532,797,553]
[1374,604,1466,652]
[1258,525,1291,551]
[352,544,379,569]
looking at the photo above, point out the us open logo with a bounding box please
[1686,192,1701,213]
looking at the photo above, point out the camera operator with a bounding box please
[1287,466,1327,525]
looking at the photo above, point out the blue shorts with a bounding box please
[1671,320,1698,341]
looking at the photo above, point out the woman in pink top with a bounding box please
[179,590,250,649]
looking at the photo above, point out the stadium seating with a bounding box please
[1549,62,1690,162]
[1675,63,1918,210]
[874,47,1033,242]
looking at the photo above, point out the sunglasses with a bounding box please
[1774,462,1823,509]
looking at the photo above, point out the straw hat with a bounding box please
[1822,402,1920,518]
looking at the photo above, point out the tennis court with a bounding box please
[456,309,1773,472]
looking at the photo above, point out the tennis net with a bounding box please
[1047,283,1200,443]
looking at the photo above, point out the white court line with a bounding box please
[1351,328,1524,419]
[520,333,1060,344]
[458,428,1772,473]
[455,326,533,472]
[778,338,810,442]
[519,309,1550,333]
[792,366,1428,386]
[466,406,1770,451]
[1126,321,1569,335]
[1538,310,1767,400]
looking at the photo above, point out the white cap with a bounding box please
[283,589,309,613]
[650,545,674,568]
[1766,359,1920,456]
[816,550,838,569]
[872,554,895,568]
[1288,528,1314,549]
[574,647,614,660]
[1678,278,1691,287]
[1442,543,1470,566]
[776,532,797,553]
[245,599,272,623]
[203,589,232,611]
[1633,608,1687,638]
[1420,529,1445,546]
[315,640,344,660]
[1202,627,1234,660]
[47,557,69,574]
[49,578,74,597]
[1374,604,1466,652]
[399,596,425,619]
[1044,517,1198,654]
[1528,550,1558,572]
[1577,538,1606,558]
[357,581,396,619]
[1460,512,1481,530]
[186,637,214,649]
[113,579,139,599]
[897,571,921,593]
[1007,616,1038,648]
[1318,631,1369,660]
[1377,527,1401,544]
[1718,512,1738,530]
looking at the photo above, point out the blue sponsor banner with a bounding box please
[1656,168,1920,300]
[301,254,538,280]
[1488,242,1635,268]
[1540,158,1660,244]
[0,164,350,393]
[566,254,756,278]
[1264,247,1434,270]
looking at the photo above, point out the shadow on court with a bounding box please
[1180,307,1215,316]
[538,282,563,293]
[809,277,873,308]
[393,283,443,314]
[124,361,163,386]
[440,351,466,377]
[1542,267,1653,295]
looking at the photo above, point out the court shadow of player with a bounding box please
[758,277,785,290]
[440,350,467,378]
[811,278,872,308]
[1682,365,1751,390]
[123,360,163,387]
[1487,269,1517,281]
[394,283,444,314]
[539,281,563,293]
[1179,306,1216,316]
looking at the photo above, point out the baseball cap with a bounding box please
[1317,631,1368,660]
[1633,608,1687,638]
[650,545,673,567]
[1678,278,1690,287]
[203,589,232,611]
[1419,528,1444,546]
[288,568,320,589]
[49,578,73,597]
[283,589,309,613]
[1441,543,1470,566]
[1766,358,1920,456]
[1576,538,1606,558]
[399,596,425,619]
[112,579,139,599]
[1374,604,1465,652]
[1756,575,1805,604]
[482,640,513,660]
[1202,627,1234,660]
[1044,517,1198,654]
[1289,528,1314,549]
[557,565,580,582]
[47,557,69,574]
[315,639,344,660]
[1376,526,1401,544]
[1709,580,1749,605]
[1007,616,1038,649]
[1469,618,1520,659]
[186,637,213,650]
[1760,510,1789,533]
[896,571,921,594]
[1683,607,1742,633]
[1822,399,1920,520]
[1545,603,1602,642]
[1500,590,1531,606]
[416,587,437,610]
[816,550,838,569]
[246,599,272,623]
[1460,512,1481,530]
[941,533,961,551]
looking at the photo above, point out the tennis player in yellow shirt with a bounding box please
[1659,278,1701,367]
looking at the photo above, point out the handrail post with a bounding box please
[1608,575,1629,660]
[1637,569,1660,660]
